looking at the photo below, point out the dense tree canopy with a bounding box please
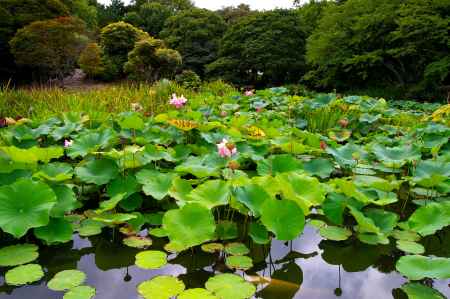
[217,4,254,24]
[123,2,173,37]
[160,8,226,76]
[132,0,194,12]
[207,10,307,87]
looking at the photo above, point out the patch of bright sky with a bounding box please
[98,0,295,10]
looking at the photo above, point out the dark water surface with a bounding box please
[0,226,448,299]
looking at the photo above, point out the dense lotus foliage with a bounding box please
[0,87,449,298]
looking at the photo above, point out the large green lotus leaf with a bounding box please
[372,144,421,168]
[162,203,216,251]
[107,175,139,199]
[135,250,167,269]
[364,208,398,234]
[326,143,367,167]
[216,220,238,240]
[249,222,270,244]
[63,285,96,299]
[396,255,450,280]
[303,158,334,178]
[322,193,348,225]
[319,226,352,241]
[260,199,305,241]
[50,185,81,218]
[276,172,326,215]
[332,178,371,204]
[187,180,230,209]
[175,156,222,178]
[138,276,185,299]
[354,175,401,192]
[206,273,256,299]
[117,112,145,130]
[33,162,73,182]
[75,159,119,185]
[77,219,105,236]
[396,240,425,255]
[400,282,446,299]
[357,233,389,245]
[0,244,39,266]
[256,154,303,176]
[96,193,126,213]
[0,178,56,238]
[348,206,380,234]
[47,270,86,291]
[225,255,253,270]
[136,169,175,200]
[408,201,450,236]
[140,144,175,163]
[360,188,398,206]
[51,121,81,141]
[251,175,282,197]
[178,288,218,299]
[0,146,64,164]
[234,184,271,216]
[67,129,116,158]
[5,264,44,286]
[90,212,137,225]
[119,193,143,212]
[34,218,73,244]
[102,146,146,170]
[412,160,450,188]
[168,177,193,202]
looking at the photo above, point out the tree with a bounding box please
[217,4,254,25]
[132,0,194,12]
[60,0,98,29]
[78,43,104,78]
[123,2,173,36]
[124,38,182,81]
[96,0,127,27]
[9,16,88,80]
[100,21,149,74]
[207,10,307,86]
[160,8,226,76]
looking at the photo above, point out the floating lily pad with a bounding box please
[78,219,105,237]
[48,270,86,291]
[201,243,224,253]
[206,273,256,299]
[5,264,44,286]
[162,203,216,251]
[178,288,218,299]
[396,255,450,280]
[149,228,168,238]
[0,178,57,238]
[75,159,119,185]
[123,236,152,249]
[63,285,96,299]
[135,250,167,269]
[137,276,185,299]
[225,256,253,270]
[0,244,39,266]
[260,199,305,241]
[400,282,445,299]
[396,240,425,255]
[319,226,352,241]
[224,243,250,256]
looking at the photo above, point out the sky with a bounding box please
[98,0,295,10]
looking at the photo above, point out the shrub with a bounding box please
[175,70,201,89]
[78,43,104,79]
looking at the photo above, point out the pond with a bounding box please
[1,225,448,299]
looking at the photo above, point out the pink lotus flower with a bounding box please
[220,111,228,117]
[217,138,237,158]
[169,93,188,109]
[244,90,254,97]
[64,139,73,148]
[256,107,263,113]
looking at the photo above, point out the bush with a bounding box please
[175,70,201,89]
[78,43,104,79]
[124,38,181,82]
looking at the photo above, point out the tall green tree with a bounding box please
[217,4,254,25]
[60,0,98,29]
[123,2,173,36]
[207,10,307,86]
[160,8,226,76]
[132,0,194,12]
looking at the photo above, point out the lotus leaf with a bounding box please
[178,288,218,299]
[50,185,81,218]
[260,199,305,241]
[412,160,450,188]
[118,112,145,130]
[372,144,421,168]
[75,159,119,185]
[257,154,303,175]
[123,236,152,248]
[319,226,352,241]
[201,243,224,253]
[206,273,256,299]
[224,243,250,256]
[33,162,73,182]
[396,255,450,280]
[175,156,222,178]
[249,222,270,244]
[326,143,367,167]
[303,158,334,178]
[107,175,139,199]
[96,193,126,213]
[135,250,167,269]
[0,244,38,266]
[234,184,271,217]
[168,177,193,202]
[119,193,143,211]
[401,283,445,299]
[67,129,116,158]
[47,270,86,291]
[396,240,425,254]
[357,233,389,245]
[408,201,450,236]
[187,180,230,209]
[136,169,175,200]
[149,228,168,238]
[0,178,56,238]
[162,203,216,250]
[78,219,105,236]
[34,218,73,244]
[365,208,398,234]
[348,206,380,234]
[137,276,185,299]
[0,146,63,164]
[322,193,348,225]
[226,255,253,270]
[91,212,137,225]
[63,285,96,299]
[5,264,44,286]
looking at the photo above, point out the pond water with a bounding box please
[0,225,448,299]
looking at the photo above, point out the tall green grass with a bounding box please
[0,80,237,120]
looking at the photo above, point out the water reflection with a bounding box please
[0,225,449,299]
